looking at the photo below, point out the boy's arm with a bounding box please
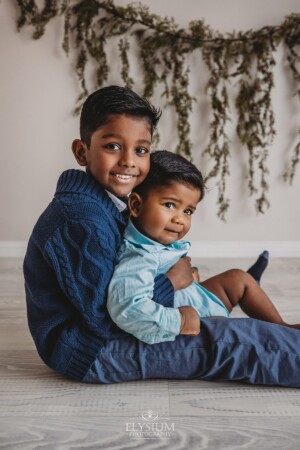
[152,274,174,307]
[107,251,184,344]
[43,219,123,337]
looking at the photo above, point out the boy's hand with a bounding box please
[166,257,194,291]
[178,306,200,336]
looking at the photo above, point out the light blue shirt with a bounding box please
[107,220,229,344]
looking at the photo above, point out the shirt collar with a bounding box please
[124,219,191,253]
[105,190,128,212]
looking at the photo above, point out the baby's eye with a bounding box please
[105,143,121,151]
[164,202,175,209]
[184,209,194,216]
[135,147,149,155]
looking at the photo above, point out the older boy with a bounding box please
[23,86,198,380]
[24,86,300,386]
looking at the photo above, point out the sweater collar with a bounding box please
[55,169,126,223]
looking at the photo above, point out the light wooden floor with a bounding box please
[1,257,300,449]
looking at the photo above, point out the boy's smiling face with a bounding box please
[129,182,201,245]
[72,114,151,198]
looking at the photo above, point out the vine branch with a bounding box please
[15,0,300,218]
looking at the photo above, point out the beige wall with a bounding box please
[1,0,300,254]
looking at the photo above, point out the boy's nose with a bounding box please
[118,154,136,168]
[119,160,136,169]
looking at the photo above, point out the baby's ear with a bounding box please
[128,193,142,217]
[71,139,88,166]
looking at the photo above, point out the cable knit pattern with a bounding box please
[23,169,175,381]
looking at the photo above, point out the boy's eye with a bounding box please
[184,209,194,216]
[105,143,121,151]
[136,147,149,155]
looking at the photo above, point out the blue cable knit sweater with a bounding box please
[23,169,175,381]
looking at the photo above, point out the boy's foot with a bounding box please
[247,251,269,285]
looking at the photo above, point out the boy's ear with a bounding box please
[72,139,88,166]
[128,192,143,217]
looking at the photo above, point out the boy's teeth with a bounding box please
[116,174,132,179]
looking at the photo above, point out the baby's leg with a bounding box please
[201,269,300,328]
[246,250,269,284]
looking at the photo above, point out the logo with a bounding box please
[125,410,175,440]
[141,410,158,421]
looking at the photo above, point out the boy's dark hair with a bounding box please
[133,150,206,201]
[80,85,161,147]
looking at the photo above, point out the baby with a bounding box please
[107,150,300,344]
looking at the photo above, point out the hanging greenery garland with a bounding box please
[15,0,300,219]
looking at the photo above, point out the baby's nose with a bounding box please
[173,214,184,224]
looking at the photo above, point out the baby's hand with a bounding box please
[191,266,200,283]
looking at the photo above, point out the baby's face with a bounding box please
[132,182,201,245]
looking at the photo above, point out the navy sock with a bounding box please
[247,251,269,285]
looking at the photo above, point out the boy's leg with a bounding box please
[84,318,300,387]
[201,269,298,326]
